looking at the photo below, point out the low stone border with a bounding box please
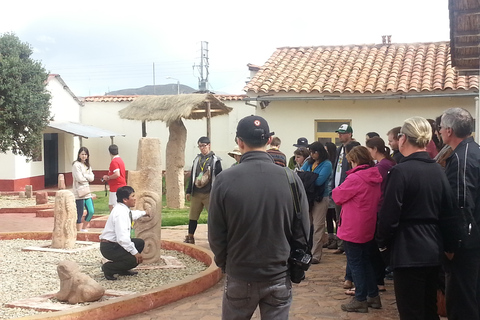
[0,232,222,320]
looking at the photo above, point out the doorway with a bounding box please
[43,133,58,187]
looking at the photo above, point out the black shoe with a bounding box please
[119,270,138,276]
[102,265,117,280]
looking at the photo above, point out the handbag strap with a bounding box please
[284,168,311,252]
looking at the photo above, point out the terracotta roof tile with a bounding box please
[83,94,246,103]
[244,42,479,94]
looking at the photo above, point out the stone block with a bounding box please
[25,185,33,198]
[36,191,49,205]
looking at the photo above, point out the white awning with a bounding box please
[48,121,125,139]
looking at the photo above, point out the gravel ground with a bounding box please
[0,196,54,208]
[0,239,207,319]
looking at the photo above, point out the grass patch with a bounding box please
[92,191,207,227]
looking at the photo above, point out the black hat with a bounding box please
[236,115,274,143]
[293,137,309,147]
[197,136,210,144]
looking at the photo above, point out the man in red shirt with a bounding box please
[102,144,126,211]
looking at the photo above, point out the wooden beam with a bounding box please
[191,109,225,113]
[454,30,480,37]
[454,42,480,48]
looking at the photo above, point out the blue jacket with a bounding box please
[301,160,332,198]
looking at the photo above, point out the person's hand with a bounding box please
[135,253,143,264]
[445,252,454,260]
[186,193,191,201]
[102,175,109,181]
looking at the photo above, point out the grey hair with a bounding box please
[401,116,432,148]
[441,108,473,138]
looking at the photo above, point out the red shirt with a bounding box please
[108,156,126,192]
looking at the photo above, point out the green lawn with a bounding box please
[92,191,207,226]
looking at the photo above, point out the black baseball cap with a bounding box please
[236,115,274,143]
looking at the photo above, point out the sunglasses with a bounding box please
[397,133,405,138]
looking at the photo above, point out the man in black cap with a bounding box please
[209,115,310,319]
[184,136,222,244]
[288,137,309,169]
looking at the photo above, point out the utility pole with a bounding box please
[197,41,209,93]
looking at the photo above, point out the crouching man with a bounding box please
[99,186,149,280]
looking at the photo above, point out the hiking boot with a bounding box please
[341,297,369,313]
[327,241,338,249]
[323,238,335,248]
[184,235,195,244]
[367,295,382,309]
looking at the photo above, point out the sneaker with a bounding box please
[341,297,368,313]
[311,257,320,264]
[333,248,344,254]
[367,295,382,309]
[184,235,195,244]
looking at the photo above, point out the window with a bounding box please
[315,120,351,146]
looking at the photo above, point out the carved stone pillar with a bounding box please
[51,190,77,249]
[128,138,162,264]
[166,119,186,209]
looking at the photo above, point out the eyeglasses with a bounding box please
[198,144,209,148]
[397,133,405,139]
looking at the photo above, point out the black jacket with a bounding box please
[208,151,310,282]
[376,152,460,269]
[445,136,480,250]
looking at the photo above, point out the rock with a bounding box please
[55,260,105,304]
[51,190,77,249]
[18,191,26,199]
[35,191,48,205]
[58,174,66,190]
[25,185,33,198]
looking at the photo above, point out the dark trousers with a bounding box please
[343,240,378,301]
[326,208,336,234]
[100,238,145,275]
[445,248,480,320]
[394,266,440,320]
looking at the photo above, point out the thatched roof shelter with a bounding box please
[449,0,480,75]
[118,93,232,125]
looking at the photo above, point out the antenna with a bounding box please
[196,41,209,93]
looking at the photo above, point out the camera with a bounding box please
[288,248,312,284]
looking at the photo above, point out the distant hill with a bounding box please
[107,84,197,95]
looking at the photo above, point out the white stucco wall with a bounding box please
[81,99,255,172]
[47,77,81,123]
[255,96,477,160]
[0,152,44,179]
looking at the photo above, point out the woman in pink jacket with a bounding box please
[332,146,383,313]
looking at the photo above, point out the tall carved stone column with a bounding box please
[166,119,186,209]
[51,190,77,249]
[128,138,162,264]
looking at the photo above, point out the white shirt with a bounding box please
[99,203,146,255]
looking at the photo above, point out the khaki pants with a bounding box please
[310,197,328,261]
[189,192,210,220]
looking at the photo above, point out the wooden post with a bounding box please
[206,100,211,139]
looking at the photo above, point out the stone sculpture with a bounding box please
[128,137,162,264]
[55,260,105,304]
[25,185,33,198]
[166,119,186,208]
[36,191,48,205]
[51,190,77,249]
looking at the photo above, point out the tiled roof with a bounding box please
[83,95,138,102]
[244,42,479,94]
[83,94,246,102]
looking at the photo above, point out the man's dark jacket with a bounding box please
[208,151,310,282]
[445,136,480,249]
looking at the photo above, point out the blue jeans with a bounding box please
[222,274,292,320]
[343,240,378,301]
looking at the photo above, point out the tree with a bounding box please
[0,32,51,159]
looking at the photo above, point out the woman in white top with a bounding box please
[72,147,95,232]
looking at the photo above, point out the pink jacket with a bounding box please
[332,164,382,243]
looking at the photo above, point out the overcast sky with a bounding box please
[1,0,450,97]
